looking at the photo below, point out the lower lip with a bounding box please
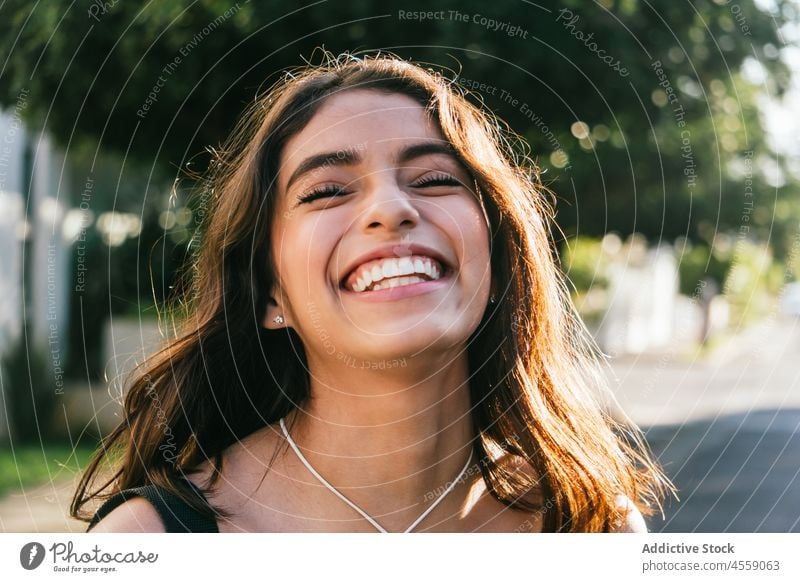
[340,270,452,303]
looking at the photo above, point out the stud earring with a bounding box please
[489,294,497,304]
[273,314,285,325]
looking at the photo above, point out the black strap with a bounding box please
[86,479,219,533]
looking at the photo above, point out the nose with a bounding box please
[358,177,420,233]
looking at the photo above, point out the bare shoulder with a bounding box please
[181,422,292,532]
[609,495,648,533]
[88,497,166,533]
[489,456,647,533]
[497,453,544,500]
[184,422,288,501]
[89,424,287,534]
[475,452,547,532]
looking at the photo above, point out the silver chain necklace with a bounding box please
[279,417,474,533]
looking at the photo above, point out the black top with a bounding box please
[86,478,219,533]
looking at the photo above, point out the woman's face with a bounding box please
[267,89,493,366]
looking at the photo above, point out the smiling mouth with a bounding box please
[340,255,448,293]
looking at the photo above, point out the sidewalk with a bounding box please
[0,475,88,533]
[607,317,800,427]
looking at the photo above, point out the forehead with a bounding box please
[278,89,445,187]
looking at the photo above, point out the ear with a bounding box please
[263,295,290,330]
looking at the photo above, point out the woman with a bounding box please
[73,50,671,533]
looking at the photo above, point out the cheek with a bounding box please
[451,202,492,270]
[273,216,339,294]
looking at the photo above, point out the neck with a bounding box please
[282,350,478,531]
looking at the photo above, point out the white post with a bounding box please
[30,132,72,419]
[0,100,30,442]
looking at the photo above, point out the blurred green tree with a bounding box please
[1,0,795,250]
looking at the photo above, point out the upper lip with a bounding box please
[338,242,453,289]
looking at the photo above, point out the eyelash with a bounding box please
[297,173,463,205]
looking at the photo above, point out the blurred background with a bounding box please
[0,0,798,533]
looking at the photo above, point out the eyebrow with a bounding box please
[284,141,458,193]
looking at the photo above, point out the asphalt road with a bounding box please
[644,409,800,532]
[609,317,800,532]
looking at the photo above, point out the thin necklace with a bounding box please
[279,417,474,533]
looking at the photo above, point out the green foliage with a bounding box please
[722,240,775,325]
[63,147,190,380]
[0,443,97,495]
[1,0,795,248]
[0,337,57,443]
[559,236,613,325]
[561,236,611,294]
[765,260,787,295]
[787,237,800,282]
[676,243,731,296]
[677,240,781,325]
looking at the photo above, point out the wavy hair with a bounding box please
[72,49,671,532]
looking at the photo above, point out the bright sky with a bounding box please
[755,0,800,179]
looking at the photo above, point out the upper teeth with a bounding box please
[347,255,443,292]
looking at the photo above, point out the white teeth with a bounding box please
[382,261,399,278]
[397,257,414,276]
[348,255,445,292]
[371,275,427,291]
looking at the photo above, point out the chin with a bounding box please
[355,322,473,358]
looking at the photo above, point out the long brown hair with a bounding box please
[72,49,671,532]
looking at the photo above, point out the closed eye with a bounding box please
[297,184,350,204]
[412,173,463,189]
[296,173,463,205]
